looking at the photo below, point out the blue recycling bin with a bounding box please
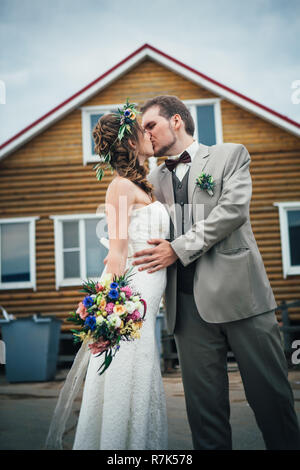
[0,310,62,383]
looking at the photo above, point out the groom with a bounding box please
[132,95,300,450]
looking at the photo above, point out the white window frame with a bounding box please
[50,213,106,290]
[81,99,223,166]
[81,104,124,165]
[0,216,39,291]
[273,201,300,278]
[183,98,223,144]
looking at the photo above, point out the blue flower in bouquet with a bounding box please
[108,289,119,300]
[83,295,94,308]
[110,282,119,289]
[84,315,96,331]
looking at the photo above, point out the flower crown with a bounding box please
[93,99,140,181]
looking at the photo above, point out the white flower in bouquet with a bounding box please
[124,300,136,314]
[107,313,122,328]
[134,301,143,313]
[96,315,107,326]
[101,273,113,289]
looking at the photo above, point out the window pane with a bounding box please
[63,221,79,249]
[196,105,216,146]
[85,219,107,278]
[287,210,300,266]
[91,114,103,155]
[1,223,30,282]
[63,251,80,278]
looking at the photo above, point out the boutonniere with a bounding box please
[195,172,216,196]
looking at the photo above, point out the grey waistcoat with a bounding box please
[170,168,196,294]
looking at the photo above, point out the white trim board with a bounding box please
[273,201,300,278]
[50,213,106,290]
[0,216,39,291]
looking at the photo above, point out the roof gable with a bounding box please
[1,43,299,160]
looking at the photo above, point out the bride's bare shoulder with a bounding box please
[107,176,135,192]
[106,176,136,204]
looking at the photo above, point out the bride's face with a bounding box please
[138,128,154,159]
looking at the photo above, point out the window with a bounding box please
[81,99,223,165]
[50,214,108,289]
[184,99,223,145]
[81,104,122,164]
[274,202,300,277]
[0,217,39,290]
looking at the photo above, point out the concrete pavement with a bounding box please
[0,364,299,450]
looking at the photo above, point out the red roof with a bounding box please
[1,43,299,155]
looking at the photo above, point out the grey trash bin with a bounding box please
[155,311,165,360]
[0,307,62,383]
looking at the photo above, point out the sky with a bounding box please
[0,0,300,145]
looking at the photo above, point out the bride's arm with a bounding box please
[105,178,135,277]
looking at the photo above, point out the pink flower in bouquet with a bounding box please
[76,301,89,320]
[105,302,115,314]
[89,337,110,355]
[128,310,141,321]
[95,282,104,293]
[121,286,133,298]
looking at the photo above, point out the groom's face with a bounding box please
[142,105,177,157]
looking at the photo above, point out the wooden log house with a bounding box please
[0,44,300,339]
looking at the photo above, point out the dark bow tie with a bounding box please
[165,151,191,172]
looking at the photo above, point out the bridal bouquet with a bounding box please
[67,269,146,375]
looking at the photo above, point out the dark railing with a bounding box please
[160,300,300,371]
[276,300,300,355]
[57,301,300,370]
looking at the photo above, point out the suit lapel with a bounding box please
[188,144,210,203]
[159,166,176,227]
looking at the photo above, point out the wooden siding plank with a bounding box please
[0,58,299,326]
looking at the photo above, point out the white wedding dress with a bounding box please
[67,200,170,450]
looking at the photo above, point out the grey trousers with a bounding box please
[173,291,300,450]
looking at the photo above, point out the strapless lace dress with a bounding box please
[72,201,170,450]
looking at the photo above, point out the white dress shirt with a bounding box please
[167,140,199,182]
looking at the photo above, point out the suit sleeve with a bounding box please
[170,144,252,267]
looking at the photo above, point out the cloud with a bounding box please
[0,0,299,144]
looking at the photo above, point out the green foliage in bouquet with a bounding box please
[66,267,146,375]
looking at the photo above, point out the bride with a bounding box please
[45,103,169,450]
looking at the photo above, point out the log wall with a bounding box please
[0,59,299,328]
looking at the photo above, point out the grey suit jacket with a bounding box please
[148,142,277,334]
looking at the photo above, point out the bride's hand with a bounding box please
[103,255,108,265]
[132,239,178,273]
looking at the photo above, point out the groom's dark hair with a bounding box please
[141,95,195,136]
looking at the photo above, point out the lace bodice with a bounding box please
[127,200,170,263]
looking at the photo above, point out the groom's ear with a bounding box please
[169,113,182,132]
[172,113,182,131]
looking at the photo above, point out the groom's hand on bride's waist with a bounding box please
[132,239,178,273]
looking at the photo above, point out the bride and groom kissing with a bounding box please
[47,95,300,451]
